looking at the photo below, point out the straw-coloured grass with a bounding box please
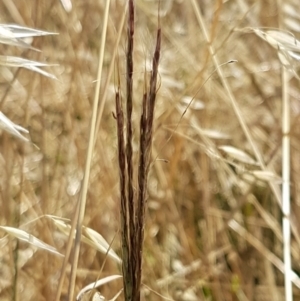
[1,1,300,301]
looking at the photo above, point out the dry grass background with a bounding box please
[0,0,300,300]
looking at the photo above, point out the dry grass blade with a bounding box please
[47,215,72,235]
[251,28,300,78]
[0,226,63,257]
[49,216,121,263]
[91,292,105,301]
[0,24,57,38]
[67,1,111,299]
[251,170,282,183]
[198,128,230,140]
[180,96,205,110]
[59,0,72,12]
[219,145,258,165]
[0,23,57,49]
[82,226,121,264]
[0,55,57,79]
[0,111,29,142]
[76,275,122,301]
[157,260,202,287]
[252,28,300,52]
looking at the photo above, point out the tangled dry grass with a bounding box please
[1,0,300,300]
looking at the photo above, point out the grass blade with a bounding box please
[0,226,63,257]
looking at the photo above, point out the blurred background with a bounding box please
[0,0,300,300]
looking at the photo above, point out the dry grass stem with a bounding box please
[67,1,111,300]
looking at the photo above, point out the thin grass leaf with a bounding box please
[181,96,205,110]
[284,18,300,33]
[0,27,35,49]
[0,24,57,38]
[59,0,73,12]
[76,275,122,301]
[251,170,282,183]
[264,30,300,51]
[277,49,294,68]
[0,55,57,79]
[200,128,230,140]
[252,28,299,51]
[0,112,29,142]
[219,145,258,165]
[49,215,121,263]
[91,292,105,301]
[48,215,72,236]
[252,28,300,78]
[0,36,33,49]
[0,226,63,256]
[82,226,121,263]
[283,3,300,20]
[0,24,56,50]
